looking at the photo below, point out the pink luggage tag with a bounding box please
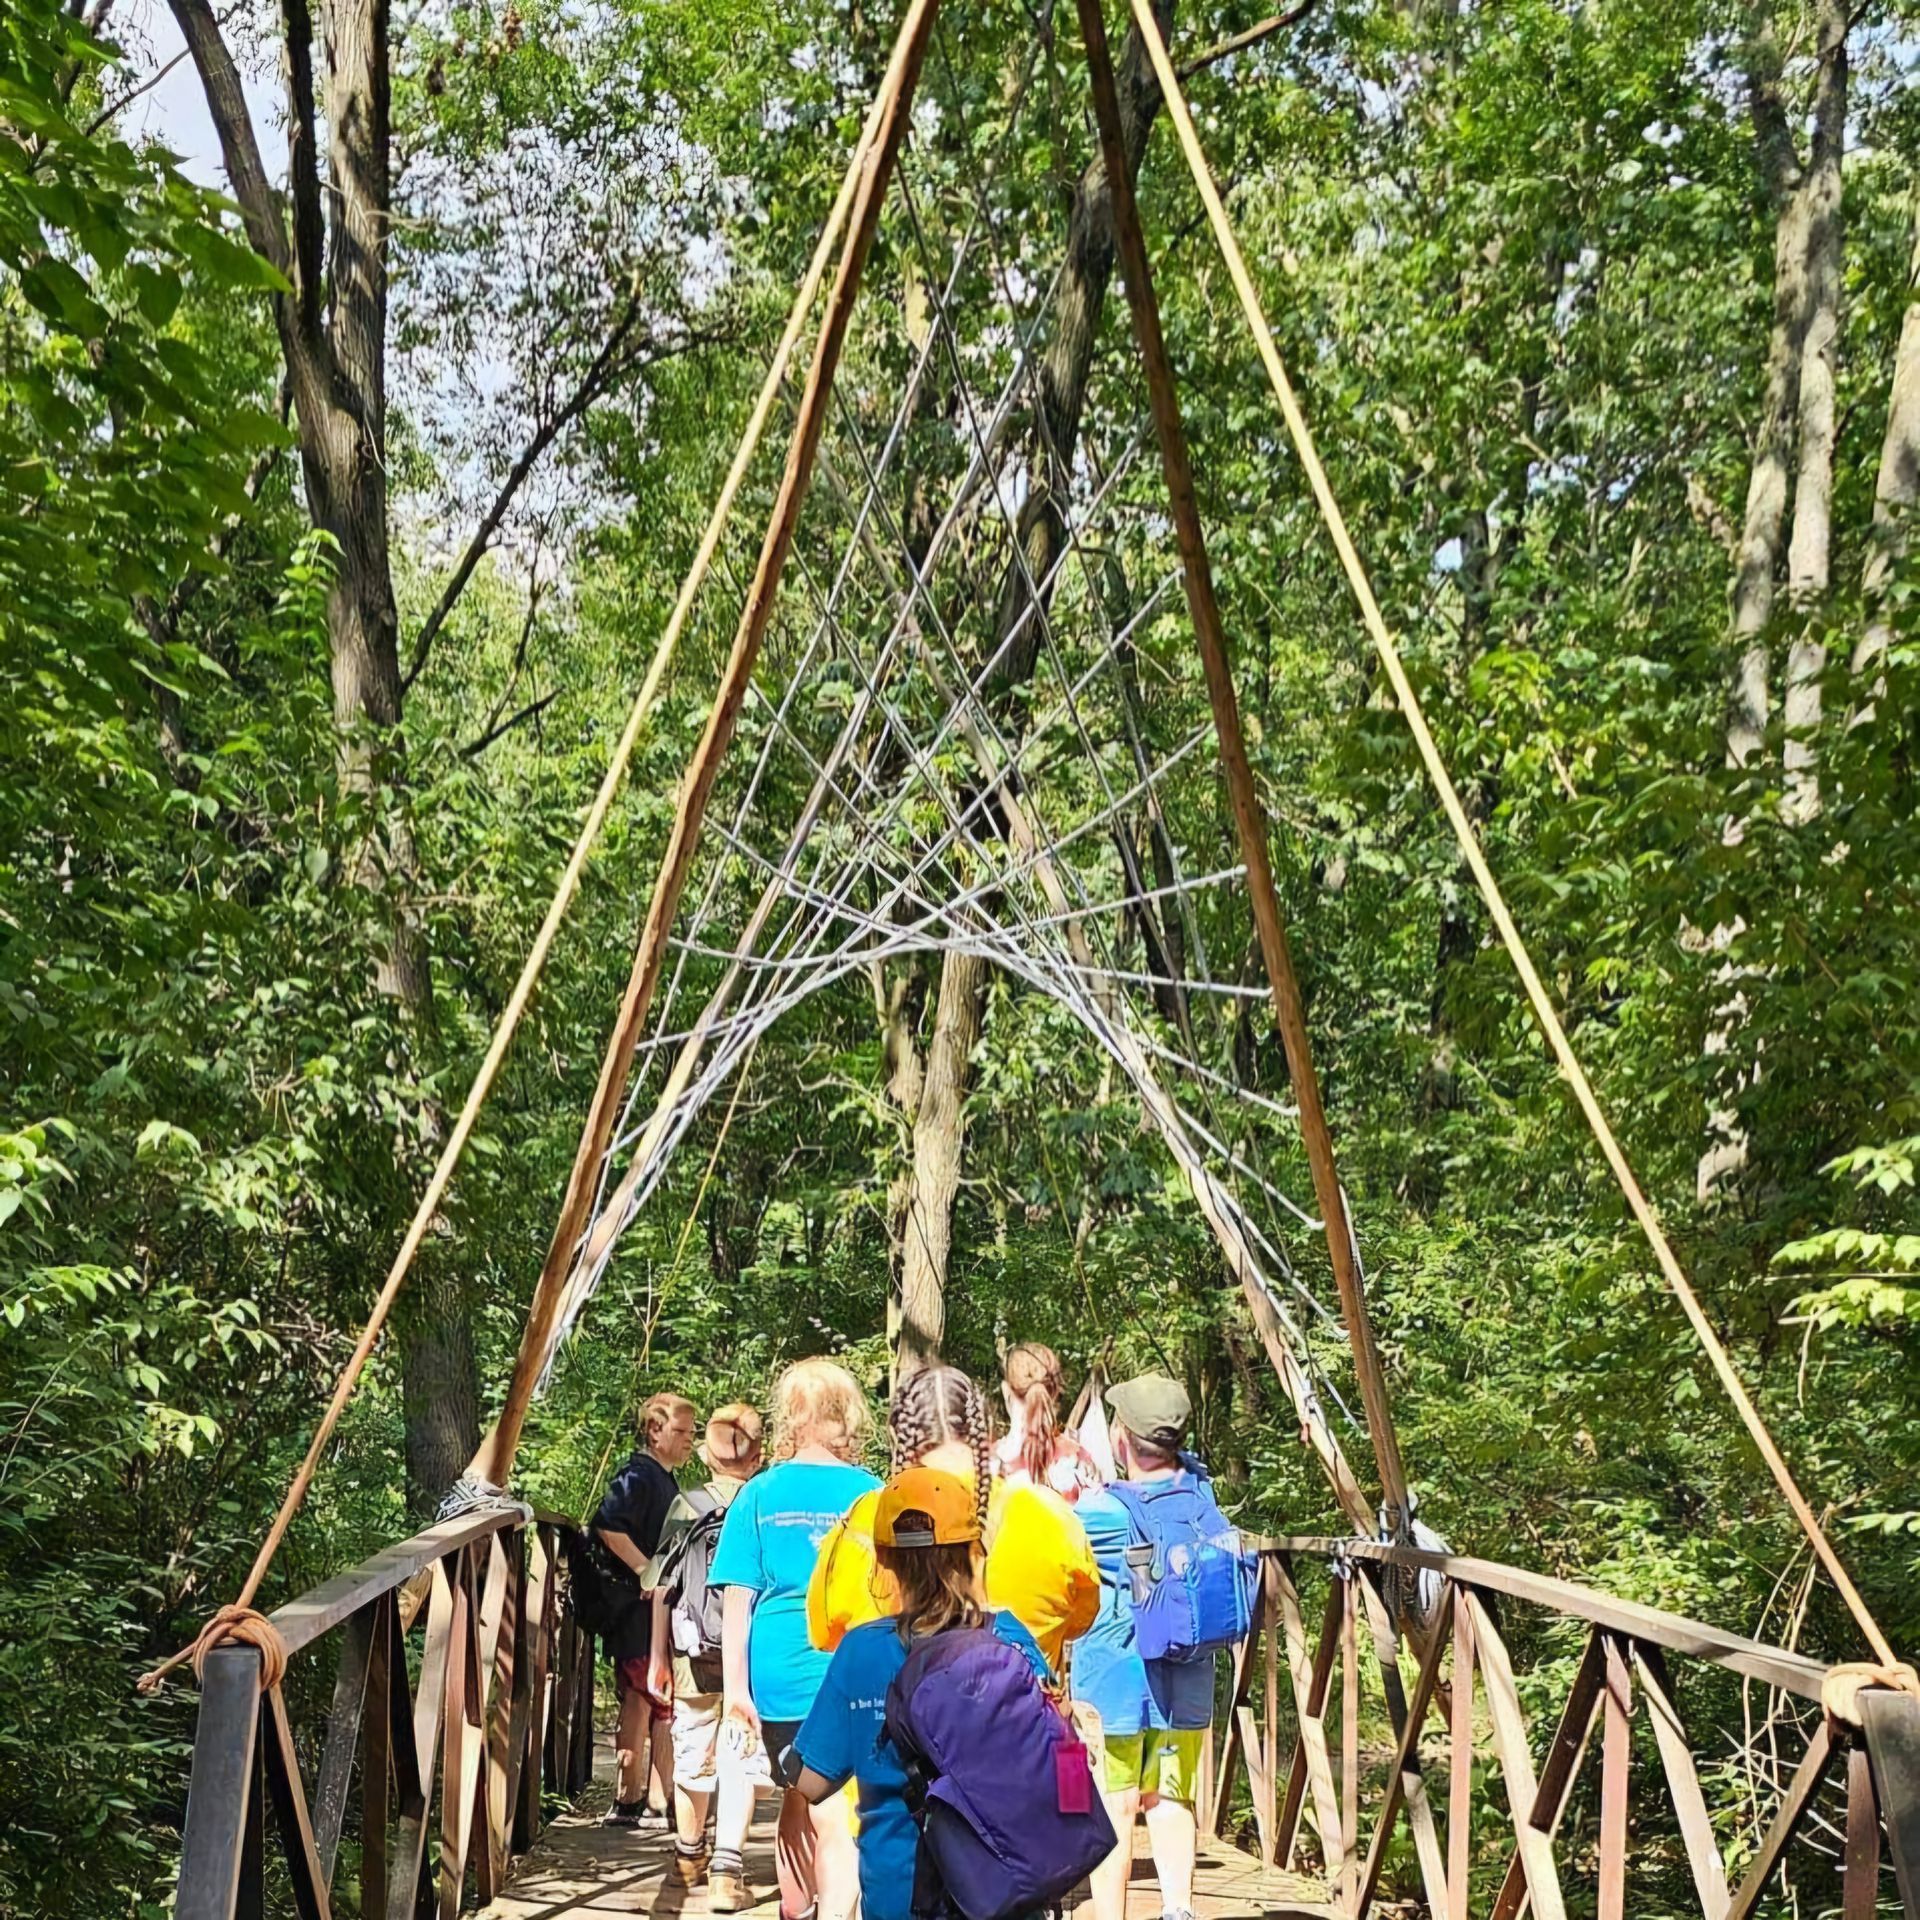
[1055,1737,1093,1815]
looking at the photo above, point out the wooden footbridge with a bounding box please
[173,1503,1920,1920]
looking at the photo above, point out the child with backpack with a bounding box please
[1074,1375,1255,1920]
[641,1404,772,1905]
[789,1467,1114,1920]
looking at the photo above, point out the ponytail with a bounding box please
[1002,1342,1063,1491]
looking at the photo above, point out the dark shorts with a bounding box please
[760,1717,806,1789]
[614,1658,672,1723]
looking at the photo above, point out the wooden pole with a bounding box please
[1075,0,1410,1526]
[474,0,944,1489]
[1121,0,1903,1672]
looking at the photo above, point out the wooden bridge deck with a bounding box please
[480,1744,1331,1920]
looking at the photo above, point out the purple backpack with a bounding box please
[882,1626,1116,1920]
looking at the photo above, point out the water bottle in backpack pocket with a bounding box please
[883,1627,1116,1920]
[657,1489,729,1693]
[1109,1478,1256,1664]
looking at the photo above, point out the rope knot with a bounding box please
[187,1604,290,1692]
[1820,1659,1920,1729]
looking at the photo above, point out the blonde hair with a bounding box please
[703,1402,764,1474]
[876,1537,986,1642]
[1002,1343,1063,1490]
[641,1391,695,1444]
[770,1357,871,1462]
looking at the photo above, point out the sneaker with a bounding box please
[671,1850,710,1889]
[709,1872,748,1913]
[602,1799,645,1829]
[637,1805,671,1835]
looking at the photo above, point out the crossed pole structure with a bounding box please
[467,0,1414,1545]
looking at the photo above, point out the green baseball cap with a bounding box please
[1105,1373,1191,1447]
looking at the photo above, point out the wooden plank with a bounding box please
[1264,1542,1830,1700]
[311,1606,374,1882]
[1356,1582,1456,1914]
[1354,1570,1450,1916]
[1447,1598,1474,1920]
[439,1545,480,1920]
[1275,1564,1346,1879]
[569,1625,597,1791]
[177,1645,264,1920]
[238,1731,263,1920]
[1723,1720,1835,1920]
[362,1595,394,1920]
[1632,1645,1730,1919]
[1597,1636,1631,1920]
[260,1686,333,1920]
[1489,1629,1604,1920]
[1846,1743,1881,1920]
[268,1510,518,1655]
[1236,1705,1274,1863]
[1340,1575,1359,1914]
[1075,0,1410,1527]
[507,1528,550,1853]
[478,1534,520,1900]
[390,1554,457,1920]
[1211,1564,1267,1838]
[1862,1687,1920,1920]
[1264,1563,1282,1866]
[1462,1592,1567,1920]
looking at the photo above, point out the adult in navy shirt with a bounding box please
[595,1391,697,1828]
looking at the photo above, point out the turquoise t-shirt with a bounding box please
[794,1613,1050,1920]
[709,1458,881,1721]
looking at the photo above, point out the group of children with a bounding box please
[587,1346,1254,1920]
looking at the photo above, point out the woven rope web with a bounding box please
[534,18,1369,1492]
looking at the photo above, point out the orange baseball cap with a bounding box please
[873,1467,981,1548]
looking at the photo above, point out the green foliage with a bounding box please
[3,0,1919,1912]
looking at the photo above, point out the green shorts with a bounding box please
[1100,1728,1205,1805]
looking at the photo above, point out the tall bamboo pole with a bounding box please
[1076,0,1410,1526]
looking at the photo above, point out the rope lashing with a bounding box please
[136,1604,289,1697]
[1820,1661,1920,1730]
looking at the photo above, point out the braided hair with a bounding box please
[889,1365,992,1533]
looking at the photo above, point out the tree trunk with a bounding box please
[168,0,477,1507]
[403,1263,480,1515]
[1852,181,1920,705]
[895,950,986,1375]
[1697,16,1821,1201]
[1781,0,1848,823]
[886,0,1174,1376]
[1726,16,1813,772]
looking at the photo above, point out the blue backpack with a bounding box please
[883,1626,1116,1920]
[1109,1475,1257,1664]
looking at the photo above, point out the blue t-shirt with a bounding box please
[794,1613,1051,1920]
[709,1458,881,1721]
[1071,1479,1216,1735]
